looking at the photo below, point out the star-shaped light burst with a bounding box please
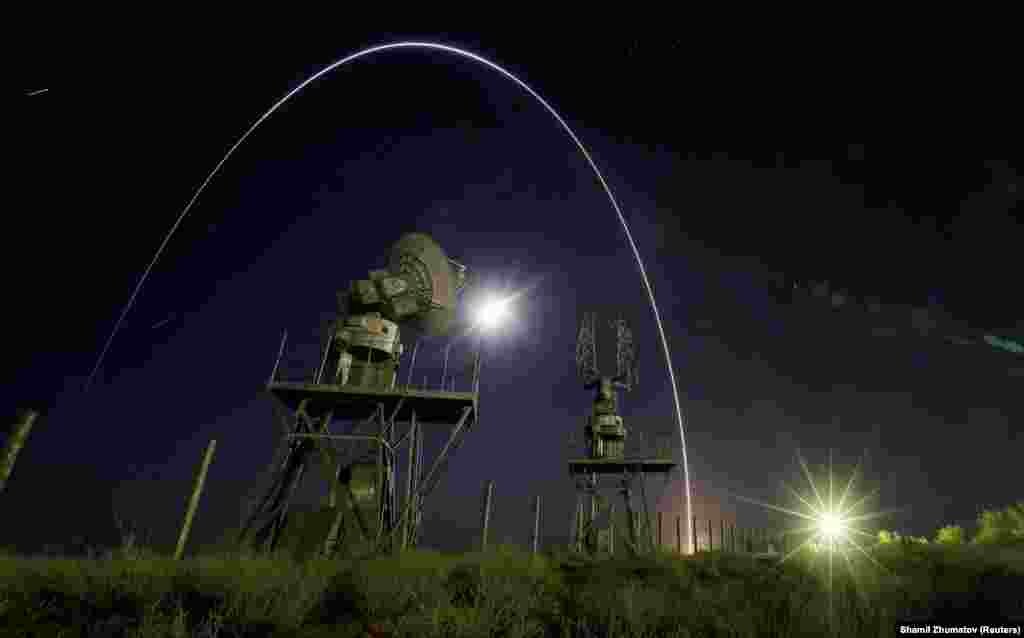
[779,450,888,564]
[727,449,909,633]
[730,450,903,576]
[817,511,848,544]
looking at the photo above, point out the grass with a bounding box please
[0,542,1022,637]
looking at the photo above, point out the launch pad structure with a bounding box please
[238,234,482,558]
[570,312,676,556]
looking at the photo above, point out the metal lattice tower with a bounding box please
[238,234,482,559]
[569,310,674,557]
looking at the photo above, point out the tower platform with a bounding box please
[568,458,676,476]
[267,381,477,424]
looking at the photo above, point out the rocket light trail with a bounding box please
[83,41,693,547]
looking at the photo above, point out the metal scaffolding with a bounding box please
[239,336,481,558]
[569,310,676,557]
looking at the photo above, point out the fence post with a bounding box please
[692,515,698,553]
[731,524,736,553]
[707,519,713,552]
[480,480,494,552]
[657,511,663,549]
[676,515,681,554]
[174,439,217,560]
[720,519,725,553]
[0,409,39,495]
[531,494,541,555]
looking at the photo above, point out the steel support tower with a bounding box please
[238,234,482,558]
[569,312,676,557]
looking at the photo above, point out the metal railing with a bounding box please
[268,330,483,394]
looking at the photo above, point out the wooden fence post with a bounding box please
[676,515,681,553]
[174,439,217,560]
[657,511,663,549]
[691,515,698,553]
[707,519,713,552]
[480,480,494,551]
[531,495,541,555]
[0,409,38,495]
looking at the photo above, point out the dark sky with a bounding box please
[5,28,1021,554]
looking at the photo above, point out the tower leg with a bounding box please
[322,502,345,558]
[609,503,616,556]
[621,474,638,556]
[638,470,653,554]
[402,412,418,550]
[412,420,424,545]
[240,403,325,554]
[573,489,585,553]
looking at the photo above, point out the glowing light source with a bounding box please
[474,296,510,331]
[817,511,847,543]
[729,450,902,633]
[730,449,896,565]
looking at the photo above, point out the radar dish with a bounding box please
[388,233,466,336]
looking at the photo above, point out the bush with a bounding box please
[935,525,964,545]
[878,530,930,546]
[2,541,1023,635]
[878,530,900,545]
[973,503,1024,546]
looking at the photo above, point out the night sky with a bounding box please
[6,29,1021,555]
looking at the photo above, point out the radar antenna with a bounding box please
[576,311,600,386]
[611,316,637,391]
[568,310,674,558]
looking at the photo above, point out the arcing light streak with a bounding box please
[84,42,693,546]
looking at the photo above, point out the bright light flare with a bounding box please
[816,511,848,543]
[727,449,908,631]
[728,449,900,567]
[474,296,511,331]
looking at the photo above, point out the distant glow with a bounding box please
[474,296,511,331]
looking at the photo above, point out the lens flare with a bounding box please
[728,449,907,569]
[727,449,910,632]
[817,511,847,542]
[474,296,510,331]
[83,41,693,546]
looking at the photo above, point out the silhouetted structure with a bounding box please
[569,312,675,556]
[238,234,482,558]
